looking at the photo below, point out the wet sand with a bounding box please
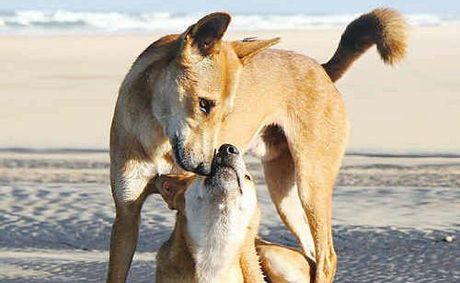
[0,151,459,282]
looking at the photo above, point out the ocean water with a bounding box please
[0,10,458,34]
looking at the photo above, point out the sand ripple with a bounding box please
[1,151,459,282]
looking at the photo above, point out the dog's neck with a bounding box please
[188,206,246,282]
[183,186,259,282]
[159,209,246,283]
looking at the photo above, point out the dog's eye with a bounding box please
[199,98,214,114]
[244,174,252,181]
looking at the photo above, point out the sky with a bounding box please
[0,0,459,14]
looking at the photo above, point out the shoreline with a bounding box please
[1,150,459,188]
[1,147,460,158]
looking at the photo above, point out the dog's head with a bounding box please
[154,144,258,274]
[150,12,279,175]
[154,144,256,215]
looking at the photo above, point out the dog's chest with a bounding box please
[113,143,177,202]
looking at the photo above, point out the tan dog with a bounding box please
[108,8,407,282]
[153,144,311,282]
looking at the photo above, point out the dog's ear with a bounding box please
[154,174,195,210]
[232,38,280,64]
[183,12,231,56]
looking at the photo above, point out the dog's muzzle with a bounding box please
[171,136,212,175]
[208,144,245,191]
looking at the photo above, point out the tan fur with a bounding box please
[256,238,314,283]
[322,8,407,81]
[107,10,407,283]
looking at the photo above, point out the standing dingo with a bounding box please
[107,8,407,282]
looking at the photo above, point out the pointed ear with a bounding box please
[184,12,231,56]
[232,37,280,64]
[154,175,194,210]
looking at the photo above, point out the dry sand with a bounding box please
[1,26,459,282]
[0,27,459,152]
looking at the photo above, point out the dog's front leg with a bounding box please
[107,161,154,283]
[107,201,142,283]
[240,209,265,283]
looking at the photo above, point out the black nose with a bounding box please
[219,144,240,155]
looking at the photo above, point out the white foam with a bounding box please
[0,10,458,34]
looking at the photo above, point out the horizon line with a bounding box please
[1,147,459,158]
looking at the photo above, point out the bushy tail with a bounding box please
[322,8,407,82]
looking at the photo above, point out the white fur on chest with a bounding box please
[113,142,173,202]
[184,180,257,282]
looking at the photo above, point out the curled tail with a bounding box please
[322,8,407,82]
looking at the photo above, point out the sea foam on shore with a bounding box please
[0,10,458,34]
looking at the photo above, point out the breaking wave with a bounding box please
[0,10,458,34]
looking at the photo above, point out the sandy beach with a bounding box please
[0,27,459,152]
[0,151,459,282]
[1,26,459,282]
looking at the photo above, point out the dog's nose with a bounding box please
[219,144,240,155]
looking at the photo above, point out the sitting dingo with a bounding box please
[153,144,312,282]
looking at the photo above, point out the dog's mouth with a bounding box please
[207,144,245,193]
[171,136,211,175]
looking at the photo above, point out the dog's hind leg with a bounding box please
[262,147,316,262]
[293,158,338,283]
[286,125,346,282]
